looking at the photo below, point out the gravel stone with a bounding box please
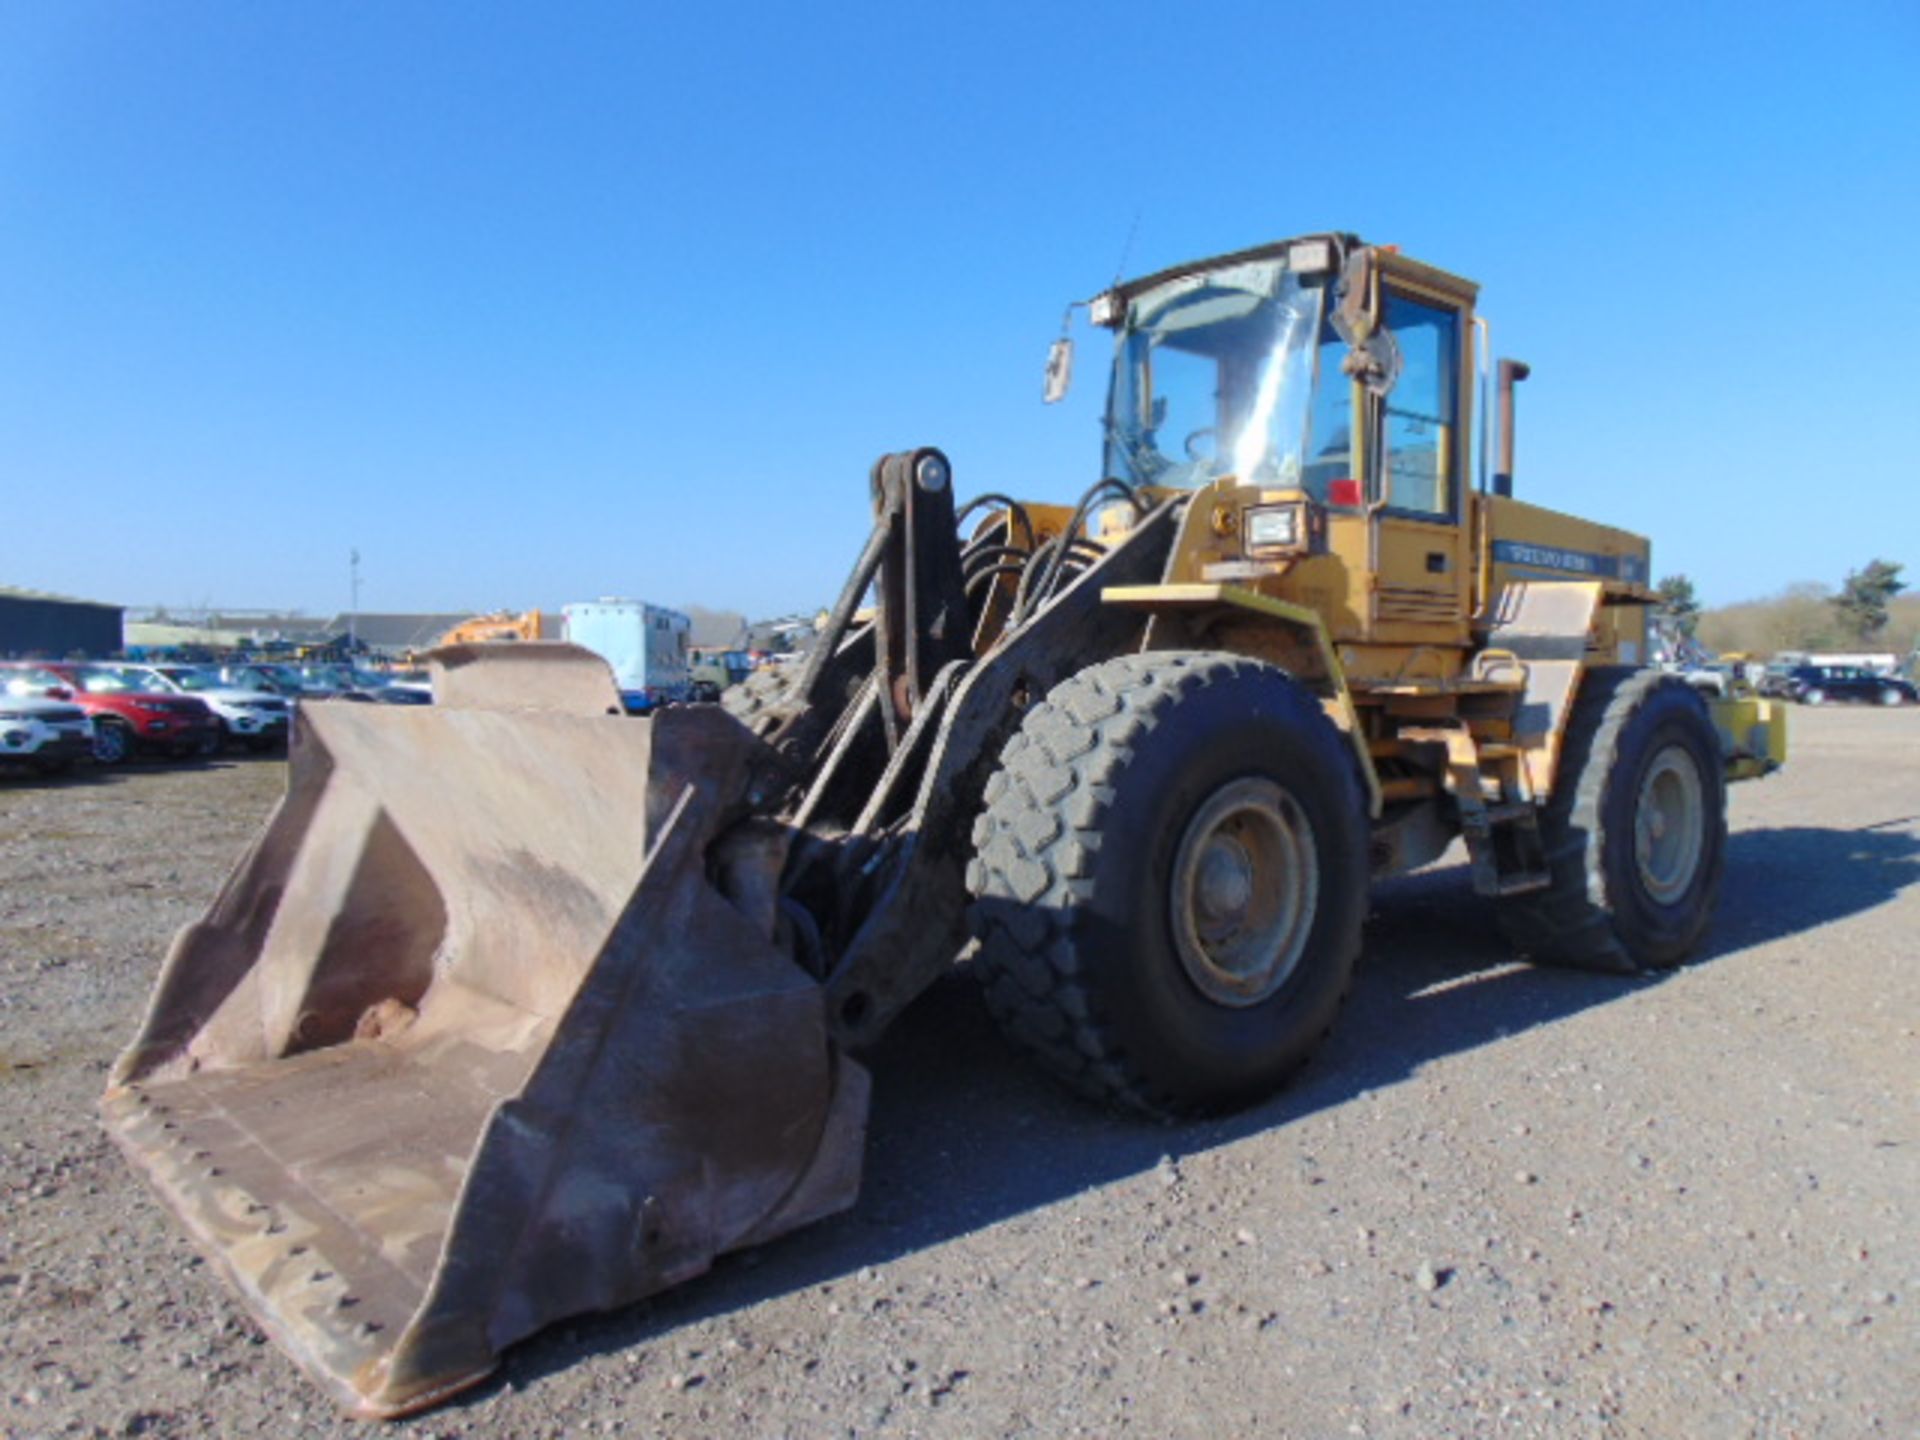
[0,710,1914,1438]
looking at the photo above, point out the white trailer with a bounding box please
[562,600,693,712]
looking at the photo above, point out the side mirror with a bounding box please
[47,685,73,700]
[1043,336,1074,404]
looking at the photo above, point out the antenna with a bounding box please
[1111,209,1142,286]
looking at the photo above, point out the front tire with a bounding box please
[92,720,130,766]
[1496,669,1727,973]
[966,652,1369,1118]
[1801,687,1826,706]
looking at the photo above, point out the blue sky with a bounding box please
[1,2,1914,621]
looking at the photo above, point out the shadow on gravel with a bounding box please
[492,821,1920,1403]
[1706,823,1920,954]
[0,751,285,790]
[0,764,135,790]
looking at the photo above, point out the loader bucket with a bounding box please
[101,645,869,1418]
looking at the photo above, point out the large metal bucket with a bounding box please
[101,646,868,1417]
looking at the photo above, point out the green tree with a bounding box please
[1767,582,1842,653]
[1653,574,1702,641]
[1832,559,1907,642]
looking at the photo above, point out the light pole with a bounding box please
[349,549,361,652]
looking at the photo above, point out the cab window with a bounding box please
[1302,319,1355,504]
[1380,292,1459,517]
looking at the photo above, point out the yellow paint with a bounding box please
[1708,694,1788,780]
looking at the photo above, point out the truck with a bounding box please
[103,232,1785,1417]
[561,598,693,711]
[689,646,754,700]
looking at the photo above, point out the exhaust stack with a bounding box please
[1494,358,1531,498]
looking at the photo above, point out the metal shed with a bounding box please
[0,585,124,659]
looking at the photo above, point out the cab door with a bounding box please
[1365,278,1474,649]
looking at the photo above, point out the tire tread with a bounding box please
[966,651,1363,1115]
[1496,668,1724,973]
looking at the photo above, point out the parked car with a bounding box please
[110,664,291,752]
[36,663,222,760]
[218,660,430,707]
[305,663,435,703]
[214,662,308,698]
[0,674,95,776]
[375,670,434,703]
[1664,662,1726,697]
[360,674,432,705]
[1781,664,1918,707]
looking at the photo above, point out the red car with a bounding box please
[1,662,220,764]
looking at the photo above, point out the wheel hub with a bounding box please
[1634,744,1706,905]
[1195,840,1254,926]
[1169,777,1319,1008]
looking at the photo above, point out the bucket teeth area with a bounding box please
[103,1037,513,1413]
[104,700,873,1418]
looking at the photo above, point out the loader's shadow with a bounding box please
[497,820,1918,1399]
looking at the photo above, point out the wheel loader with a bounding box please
[102,233,1786,1417]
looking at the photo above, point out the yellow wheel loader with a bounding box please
[103,233,1786,1417]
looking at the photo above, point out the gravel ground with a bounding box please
[2,706,1915,1439]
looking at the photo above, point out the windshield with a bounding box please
[2,667,66,695]
[75,666,153,695]
[1104,263,1337,492]
[157,668,222,692]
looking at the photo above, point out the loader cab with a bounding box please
[1097,237,1479,649]
[1099,247,1351,501]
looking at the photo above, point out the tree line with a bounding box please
[1654,560,1915,659]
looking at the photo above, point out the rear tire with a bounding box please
[966,652,1368,1118]
[1496,669,1727,973]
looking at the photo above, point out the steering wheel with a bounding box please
[1183,427,1217,461]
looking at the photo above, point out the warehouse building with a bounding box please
[327,613,475,659]
[0,585,124,659]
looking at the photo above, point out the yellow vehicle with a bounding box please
[435,608,549,647]
[103,233,1783,1417]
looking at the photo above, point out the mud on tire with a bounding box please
[965,652,1369,1119]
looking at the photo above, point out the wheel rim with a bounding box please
[1634,744,1706,905]
[1805,689,1825,705]
[1169,776,1319,1007]
[1881,689,1901,707]
[94,725,126,764]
